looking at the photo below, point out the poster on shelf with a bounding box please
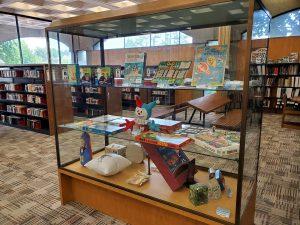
[152,61,191,86]
[80,67,92,83]
[191,45,228,88]
[124,53,146,85]
[95,67,113,85]
[250,48,267,64]
[67,64,80,85]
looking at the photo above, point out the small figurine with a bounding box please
[226,186,233,198]
[189,183,208,206]
[215,169,225,191]
[208,168,221,200]
[80,132,93,166]
[122,97,160,134]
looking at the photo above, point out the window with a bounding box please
[18,17,51,64]
[125,34,150,48]
[151,31,179,46]
[104,37,124,49]
[77,50,87,65]
[49,32,60,64]
[250,9,300,39]
[270,9,300,37]
[59,33,73,64]
[0,14,21,64]
[180,32,193,44]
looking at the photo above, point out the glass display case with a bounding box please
[46,1,270,224]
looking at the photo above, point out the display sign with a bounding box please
[192,45,228,88]
[67,64,80,85]
[95,67,113,85]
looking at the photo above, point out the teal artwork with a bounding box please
[192,45,228,88]
[124,53,146,85]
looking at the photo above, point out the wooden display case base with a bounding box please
[58,153,240,225]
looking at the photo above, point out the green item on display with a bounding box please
[189,183,208,206]
[208,178,222,200]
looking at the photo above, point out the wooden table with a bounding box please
[187,94,231,127]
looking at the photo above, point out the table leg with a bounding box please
[203,114,206,127]
[188,109,196,124]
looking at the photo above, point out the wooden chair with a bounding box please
[281,94,300,129]
[152,102,189,120]
[212,109,242,131]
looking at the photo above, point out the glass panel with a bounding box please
[77,50,87,65]
[18,17,50,64]
[240,2,270,218]
[125,34,150,48]
[0,14,21,64]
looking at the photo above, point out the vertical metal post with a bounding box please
[46,30,61,167]
[15,16,23,64]
[57,33,61,64]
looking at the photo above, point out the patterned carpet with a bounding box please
[0,114,299,225]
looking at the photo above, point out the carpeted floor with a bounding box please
[0,114,299,225]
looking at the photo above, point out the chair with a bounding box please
[281,94,300,129]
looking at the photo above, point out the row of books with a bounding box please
[86,97,102,105]
[1,93,46,104]
[6,105,47,118]
[0,69,44,79]
[152,90,168,96]
[73,107,104,117]
[25,84,45,94]
[0,114,42,129]
[250,64,299,76]
[265,77,300,87]
[276,88,300,99]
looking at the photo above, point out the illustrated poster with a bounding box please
[80,67,92,83]
[191,45,228,88]
[124,53,146,85]
[67,64,80,85]
[95,67,113,84]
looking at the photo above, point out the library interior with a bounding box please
[0,1,299,225]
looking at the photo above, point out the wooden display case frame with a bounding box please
[46,0,270,224]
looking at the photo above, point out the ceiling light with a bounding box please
[47,4,76,12]
[190,8,213,14]
[240,2,249,8]
[229,9,244,15]
[151,14,172,20]
[136,18,148,23]
[171,21,189,26]
[8,2,38,10]
[112,1,137,8]
[150,24,166,28]
[88,6,110,12]
[97,23,118,28]
[18,11,48,18]
[56,13,77,18]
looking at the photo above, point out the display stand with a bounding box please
[46,0,270,224]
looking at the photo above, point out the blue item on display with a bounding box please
[80,132,93,166]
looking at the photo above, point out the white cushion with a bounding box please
[85,153,131,176]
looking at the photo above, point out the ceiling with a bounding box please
[261,0,300,17]
[0,0,153,20]
[0,0,299,22]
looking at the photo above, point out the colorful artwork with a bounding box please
[95,67,113,85]
[251,48,267,64]
[156,147,189,174]
[80,132,93,166]
[193,129,240,156]
[152,61,191,86]
[67,64,80,85]
[192,45,228,88]
[80,67,92,83]
[124,53,146,85]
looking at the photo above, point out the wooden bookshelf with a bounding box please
[250,62,300,113]
[0,65,51,134]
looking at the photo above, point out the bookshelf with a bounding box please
[0,65,50,134]
[250,62,300,113]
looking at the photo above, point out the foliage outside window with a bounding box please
[125,34,150,48]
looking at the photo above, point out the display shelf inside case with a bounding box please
[62,151,237,224]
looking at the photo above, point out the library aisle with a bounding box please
[0,113,298,225]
